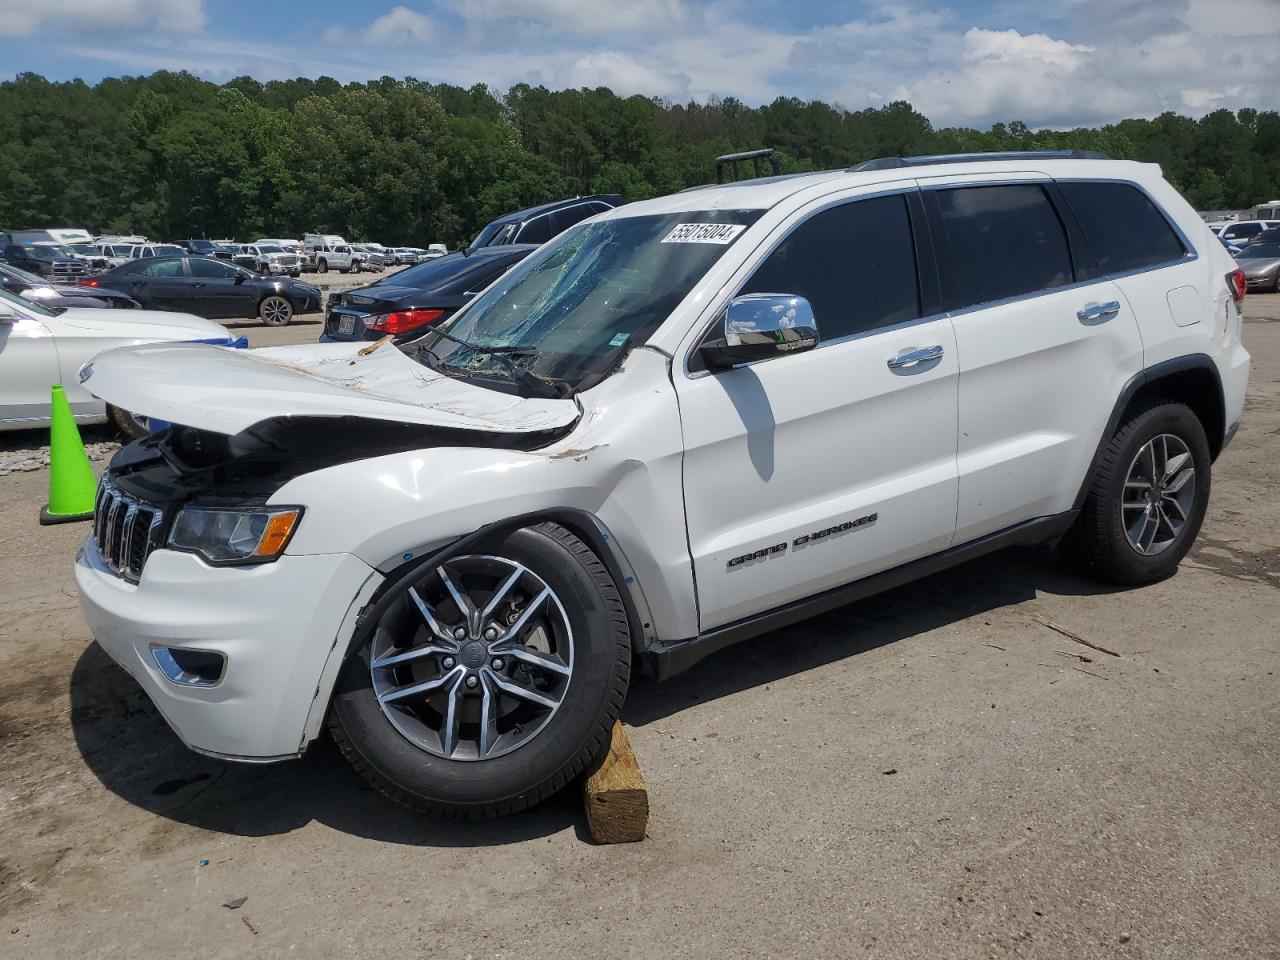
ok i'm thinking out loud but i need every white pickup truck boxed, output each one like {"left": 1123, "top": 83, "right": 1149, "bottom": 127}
{"left": 303, "top": 234, "right": 361, "bottom": 274}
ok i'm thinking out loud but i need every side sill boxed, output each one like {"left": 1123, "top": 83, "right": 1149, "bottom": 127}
{"left": 647, "top": 510, "right": 1077, "bottom": 682}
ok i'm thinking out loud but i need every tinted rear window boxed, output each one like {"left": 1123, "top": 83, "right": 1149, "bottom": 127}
{"left": 934, "top": 184, "right": 1072, "bottom": 309}
{"left": 1059, "top": 181, "right": 1186, "bottom": 275}
{"left": 386, "top": 252, "right": 526, "bottom": 291}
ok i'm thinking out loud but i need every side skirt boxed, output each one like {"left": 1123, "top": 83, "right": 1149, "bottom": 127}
{"left": 647, "top": 510, "right": 1078, "bottom": 681}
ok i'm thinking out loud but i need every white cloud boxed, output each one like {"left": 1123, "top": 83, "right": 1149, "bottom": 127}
{"left": 0, "top": 0, "right": 204, "bottom": 37}
{"left": 552, "top": 51, "right": 689, "bottom": 99}
{"left": 444, "top": 0, "right": 691, "bottom": 37}
{"left": 324, "top": 5, "right": 435, "bottom": 45}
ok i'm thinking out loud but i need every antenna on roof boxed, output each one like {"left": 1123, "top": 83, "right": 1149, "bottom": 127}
{"left": 716, "top": 149, "right": 782, "bottom": 184}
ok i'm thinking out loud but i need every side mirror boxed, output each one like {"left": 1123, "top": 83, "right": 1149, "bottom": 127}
{"left": 234, "top": 273, "right": 246, "bottom": 284}
{"left": 698, "top": 293, "right": 819, "bottom": 370}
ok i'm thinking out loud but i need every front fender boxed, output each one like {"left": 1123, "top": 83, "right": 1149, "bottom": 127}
{"left": 271, "top": 349, "right": 697, "bottom": 641}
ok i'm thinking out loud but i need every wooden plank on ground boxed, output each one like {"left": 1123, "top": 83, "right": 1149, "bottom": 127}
{"left": 582, "top": 720, "right": 648, "bottom": 844}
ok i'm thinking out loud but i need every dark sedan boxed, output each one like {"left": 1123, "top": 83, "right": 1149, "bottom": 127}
{"left": 0, "top": 261, "right": 138, "bottom": 309}
{"left": 322, "top": 244, "right": 535, "bottom": 342}
{"left": 83, "top": 256, "right": 322, "bottom": 326}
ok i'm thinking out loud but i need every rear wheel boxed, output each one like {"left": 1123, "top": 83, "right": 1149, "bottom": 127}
{"left": 258, "top": 295, "right": 293, "bottom": 326}
{"left": 1066, "top": 400, "right": 1211, "bottom": 584}
{"left": 317, "top": 258, "right": 328, "bottom": 273}
{"left": 330, "top": 522, "right": 631, "bottom": 819}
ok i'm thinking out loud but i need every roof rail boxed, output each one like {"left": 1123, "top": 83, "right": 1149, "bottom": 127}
{"left": 716, "top": 148, "right": 782, "bottom": 184}
{"left": 848, "top": 149, "right": 1110, "bottom": 172}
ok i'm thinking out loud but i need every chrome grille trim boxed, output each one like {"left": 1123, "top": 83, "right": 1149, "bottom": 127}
{"left": 92, "top": 476, "right": 167, "bottom": 582}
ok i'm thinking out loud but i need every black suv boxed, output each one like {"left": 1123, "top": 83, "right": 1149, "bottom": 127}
{"left": 469, "top": 195, "right": 624, "bottom": 249}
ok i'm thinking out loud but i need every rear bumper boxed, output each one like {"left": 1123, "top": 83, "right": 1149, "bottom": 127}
{"left": 76, "top": 538, "right": 380, "bottom": 760}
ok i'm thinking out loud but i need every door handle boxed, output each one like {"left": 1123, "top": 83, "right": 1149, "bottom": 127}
{"left": 1077, "top": 300, "right": 1121, "bottom": 323}
{"left": 191, "top": 282, "right": 205, "bottom": 288}
{"left": 887, "top": 344, "right": 944, "bottom": 369}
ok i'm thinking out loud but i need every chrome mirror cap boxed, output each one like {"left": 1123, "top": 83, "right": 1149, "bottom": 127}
{"left": 700, "top": 293, "right": 819, "bottom": 370}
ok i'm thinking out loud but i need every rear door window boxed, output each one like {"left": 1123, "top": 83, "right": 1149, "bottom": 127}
{"left": 190, "top": 257, "right": 237, "bottom": 278}
{"left": 1058, "top": 181, "right": 1187, "bottom": 274}
{"left": 739, "top": 193, "right": 921, "bottom": 341}
{"left": 515, "top": 214, "right": 555, "bottom": 244}
{"left": 140, "top": 259, "right": 186, "bottom": 278}
{"left": 933, "top": 184, "right": 1073, "bottom": 309}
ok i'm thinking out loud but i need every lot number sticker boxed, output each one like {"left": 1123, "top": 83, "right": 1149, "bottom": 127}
{"left": 660, "top": 223, "right": 747, "bottom": 244}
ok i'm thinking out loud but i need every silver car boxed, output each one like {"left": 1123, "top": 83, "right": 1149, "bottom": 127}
{"left": 1237, "top": 241, "right": 1280, "bottom": 292}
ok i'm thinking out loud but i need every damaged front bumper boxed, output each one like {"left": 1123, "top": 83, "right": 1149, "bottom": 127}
{"left": 76, "top": 537, "right": 382, "bottom": 760}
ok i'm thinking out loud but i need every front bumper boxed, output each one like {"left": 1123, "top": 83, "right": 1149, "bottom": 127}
{"left": 76, "top": 538, "right": 380, "bottom": 760}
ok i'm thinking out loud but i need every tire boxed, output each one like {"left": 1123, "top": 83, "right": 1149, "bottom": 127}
{"left": 290, "top": 270, "right": 300, "bottom": 278}
{"left": 330, "top": 522, "right": 631, "bottom": 819}
{"left": 258, "top": 295, "right": 293, "bottom": 326}
{"left": 317, "top": 258, "right": 328, "bottom": 274}
{"left": 1066, "top": 400, "right": 1211, "bottom": 585}
{"left": 107, "top": 404, "right": 149, "bottom": 440}
{"left": 351, "top": 261, "right": 362, "bottom": 274}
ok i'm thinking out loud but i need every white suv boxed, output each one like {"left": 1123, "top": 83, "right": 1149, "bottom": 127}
{"left": 75, "top": 152, "right": 1251, "bottom": 818}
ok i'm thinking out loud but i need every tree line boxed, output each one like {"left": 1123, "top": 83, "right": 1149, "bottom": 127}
{"left": 1, "top": 71, "right": 1276, "bottom": 248}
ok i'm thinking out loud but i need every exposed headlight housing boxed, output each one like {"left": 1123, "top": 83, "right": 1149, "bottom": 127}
{"left": 167, "top": 506, "right": 302, "bottom": 565}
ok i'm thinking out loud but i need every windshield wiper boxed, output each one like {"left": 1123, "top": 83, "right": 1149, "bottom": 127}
{"left": 416, "top": 328, "right": 562, "bottom": 399}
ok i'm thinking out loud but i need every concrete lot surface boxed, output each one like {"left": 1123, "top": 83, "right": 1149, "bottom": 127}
{"left": 1, "top": 297, "right": 1278, "bottom": 959}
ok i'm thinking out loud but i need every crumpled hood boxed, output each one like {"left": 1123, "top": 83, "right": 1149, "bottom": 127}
{"left": 80, "top": 340, "right": 580, "bottom": 435}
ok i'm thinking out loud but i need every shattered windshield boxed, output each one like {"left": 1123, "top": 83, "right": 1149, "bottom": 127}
{"left": 418, "top": 209, "right": 763, "bottom": 394}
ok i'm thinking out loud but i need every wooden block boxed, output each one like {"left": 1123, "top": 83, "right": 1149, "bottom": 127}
{"left": 582, "top": 720, "right": 649, "bottom": 844}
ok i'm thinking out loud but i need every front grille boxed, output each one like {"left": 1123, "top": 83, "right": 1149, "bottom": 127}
{"left": 93, "top": 476, "right": 167, "bottom": 582}
{"left": 52, "top": 260, "right": 87, "bottom": 278}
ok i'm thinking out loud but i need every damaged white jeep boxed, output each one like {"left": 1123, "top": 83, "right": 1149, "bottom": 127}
{"left": 76, "top": 152, "right": 1250, "bottom": 818}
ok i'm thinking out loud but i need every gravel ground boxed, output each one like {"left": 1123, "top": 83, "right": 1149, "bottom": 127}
{"left": 0, "top": 296, "right": 1278, "bottom": 959}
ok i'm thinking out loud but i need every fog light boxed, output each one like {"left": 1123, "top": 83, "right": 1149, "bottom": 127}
{"left": 152, "top": 646, "right": 226, "bottom": 687}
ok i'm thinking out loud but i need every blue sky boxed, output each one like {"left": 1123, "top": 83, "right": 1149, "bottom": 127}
{"left": 1, "top": 0, "right": 1277, "bottom": 128}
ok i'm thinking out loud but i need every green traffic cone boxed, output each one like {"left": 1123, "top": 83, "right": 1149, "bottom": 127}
{"left": 39, "top": 384, "right": 97, "bottom": 525}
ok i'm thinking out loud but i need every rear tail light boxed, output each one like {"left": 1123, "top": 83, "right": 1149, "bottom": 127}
{"left": 1227, "top": 268, "right": 1247, "bottom": 303}
{"left": 364, "top": 308, "right": 445, "bottom": 335}
{"left": 78, "top": 278, "right": 101, "bottom": 287}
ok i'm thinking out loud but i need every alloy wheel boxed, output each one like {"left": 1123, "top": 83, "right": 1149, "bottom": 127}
{"left": 370, "top": 555, "right": 574, "bottom": 762}
{"left": 1122, "top": 433, "right": 1196, "bottom": 556}
{"left": 260, "top": 296, "right": 292, "bottom": 325}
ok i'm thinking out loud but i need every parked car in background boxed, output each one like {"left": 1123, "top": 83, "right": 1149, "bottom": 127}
{"left": 66, "top": 243, "right": 112, "bottom": 272}
{"left": 0, "top": 285, "right": 232, "bottom": 437}
{"left": 468, "top": 194, "right": 625, "bottom": 249}
{"left": 237, "top": 243, "right": 302, "bottom": 277}
{"left": 128, "top": 243, "right": 187, "bottom": 260}
{"left": 387, "top": 247, "right": 417, "bottom": 265}
{"left": 3, "top": 241, "right": 88, "bottom": 281}
{"left": 1219, "top": 219, "right": 1280, "bottom": 247}
{"left": 85, "top": 256, "right": 321, "bottom": 326}
{"left": 94, "top": 244, "right": 136, "bottom": 269}
{"left": 1247, "top": 226, "right": 1280, "bottom": 247}
{"left": 1236, "top": 241, "right": 1280, "bottom": 292}
{"left": 424, "top": 243, "right": 448, "bottom": 259}
{"left": 351, "top": 245, "right": 389, "bottom": 270}
{"left": 0, "top": 262, "right": 139, "bottom": 309}
{"left": 322, "top": 244, "right": 534, "bottom": 343}
{"left": 177, "top": 239, "right": 234, "bottom": 261}
{"left": 303, "top": 234, "right": 361, "bottom": 273}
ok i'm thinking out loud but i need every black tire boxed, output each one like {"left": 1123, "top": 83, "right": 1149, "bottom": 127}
{"left": 317, "top": 258, "right": 328, "bottom": 274}
{"left": 107, "top": 404, "right": 149, "bottom": 440}
{"left": 330, "top": 522, "right": 631, "bottom": 819}
{"left": 258, "top": 295, "right": 294, "bottom": 326}
{"left": 1066, "top": 400, "right": 1211, "bottom": 584}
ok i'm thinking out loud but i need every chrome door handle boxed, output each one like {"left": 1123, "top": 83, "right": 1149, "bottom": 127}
{"left": 887, "top": 344, "right": 944, "bottom": 369}
{"left": 1077, "top": 300, "right": 1121, "bottom": 323}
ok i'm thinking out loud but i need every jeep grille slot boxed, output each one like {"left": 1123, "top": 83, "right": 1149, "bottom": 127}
{"left": 93, "top": 476, "right": 165, "bottom": 582}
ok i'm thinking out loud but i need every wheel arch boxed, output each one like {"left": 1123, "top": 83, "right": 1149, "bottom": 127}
{"left": 352, "top": 508, "right": 658, "bottom": 664}
{"left": 1074, "top": 353, "right": 1226, "bottom": 511}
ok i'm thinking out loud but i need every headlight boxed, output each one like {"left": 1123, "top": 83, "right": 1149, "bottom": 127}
{"left": 167, "top": 506, "right": 302, "bottom": 564}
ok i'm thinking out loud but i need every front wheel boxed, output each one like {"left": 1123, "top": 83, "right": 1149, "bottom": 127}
{"left": 1066, "top": 400, "right": 1211, "bottom": 585}
{"left": 107, "top": 404, "right": 150, "bottom": 440}
{"left": 258, "top": 295, "right": 294, "bottom": 326}
{"left": 317, "top": 258, "right": 328, "bottom": 274}
{"left": 330, "top": 522, "right": 631, "bottom": 819}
